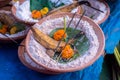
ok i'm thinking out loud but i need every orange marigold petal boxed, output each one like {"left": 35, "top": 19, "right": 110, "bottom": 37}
{"left": 53, "top": 29, "right": 67, "bottom": 41}
{"left": 32, "top": 10, "right": 41, "bottom": 19}
{"left": 61, "top": 45, "right": 74, "bottom": 59}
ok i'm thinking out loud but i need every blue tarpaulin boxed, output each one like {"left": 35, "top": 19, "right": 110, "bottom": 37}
{"left": 0, "top": 0, "right": 120, "bottom": 80}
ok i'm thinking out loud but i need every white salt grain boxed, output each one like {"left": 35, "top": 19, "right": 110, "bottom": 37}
{"left": 14, "top": 1, "right": 39, "bottom": 23}
{"left": 72, "top": 0, "right": 107, "bottom": 23}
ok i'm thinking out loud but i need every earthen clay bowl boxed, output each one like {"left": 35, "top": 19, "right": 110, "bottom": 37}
{"left": 0, "top": 0, "right": 11, "bottom": 8}
{"left": 69, "top": 1, "right": 110, "bottom": 24}
{"left": 78, "top": 1, "right": 110, "bottom": 24}
{"left": 97, "top": 1, "right": 110, "bottom": 24}
{"left": 11, "top": 0, "right": 35, "bottom": 25}
{"left": 11, "top": 6, "right": 35, "bottom": 25}
{"left": 11, "top": 0, "right": 83, "bottom": 25}
{"left": 18, "top": 40, "right": 62, "bottom": 74}
{"left": 0, "top": 6, "right": 11, "bottom": 11}
{"left": 0, "top": 10, "right": 29, "bottom": 43}
{"left": 25, "top": 12, "right": 105, "bottom": 73}
{"left": 11, "top": 0, "right": 110, "bottom": 25}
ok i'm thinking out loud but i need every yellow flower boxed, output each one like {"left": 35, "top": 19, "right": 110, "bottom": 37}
{"left": 40, "top": 7, "right": 49, "bottom": 16}
{"left": 10, "top": 26, "right": 17, "bottom": 34}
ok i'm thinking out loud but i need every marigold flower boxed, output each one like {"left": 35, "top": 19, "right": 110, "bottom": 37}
{"left": 0, "top": 25, "right": 7, "bottom": 34}
{"left": 32, "top": 10, "right": 41, "bottom": 19}
{"left": 53, "top": 29, "right": 67, "bottom": 41}
{"left": 61, "top": 45, "right": 74, "bottom": 59}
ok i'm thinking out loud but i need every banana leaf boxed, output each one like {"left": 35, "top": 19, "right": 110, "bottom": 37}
{"left": 30, "top": 0, "right": 54, "bottom": 11}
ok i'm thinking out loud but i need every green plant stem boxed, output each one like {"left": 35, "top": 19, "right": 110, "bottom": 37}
{"left": 115, "top": 47, "right": 120, "bottom": 59}
{"left": 64, "top": 17, "right": 66, "bottom": 32}
{"left": 114, "top": 47, "right": 120, "bottom": 66}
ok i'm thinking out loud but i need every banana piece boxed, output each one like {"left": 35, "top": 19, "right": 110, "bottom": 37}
{"left": 31, "top": 27, "right": 66, "bottom": 52}
{"left": 0, "top": 13, "right": 15, "bottom": 27}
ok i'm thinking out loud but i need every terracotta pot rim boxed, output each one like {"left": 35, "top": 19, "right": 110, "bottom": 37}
{"left": 11, "top": 6, "right": 35, "bottom": 25}
{"left": 0, "top": 0, "right": 11, "bottom": 8}
{"left": 97, "top": 1, "right": 110, "bottom": 24}
{"left": 11, "top": 0, "right": 110, "bottom": 25}
{"left": 25, "top": 12, "right": 105, "bottom": 73}
{"left": 18, "top": 40, "right": 62, "bottom": 74}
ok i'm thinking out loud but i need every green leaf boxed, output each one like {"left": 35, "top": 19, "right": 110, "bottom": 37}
{"left": 49, "top": 27, "right": 90, "bottom": 63}
{"left": 71, "top": 53, "right": 80, "bottom": 60}
{"left": 75, "top": 36, "right": 90, "bottom": 55}
{"left": 30, "top": 0, "right": 54, "bottom": 11}
{"left": 49, "top": 28, "right": 61, "bottom": 37}
{"left": 90, "top": 14, "right": 95, "bottom": 19}
{"left": 11, "top": 22, "right": 26, "bottom": 32}
{"left": 0, "top": 22, "right": 3, "bottom": 29}
{"left": 64, "top": 17, "right": 66, "bottom": 32}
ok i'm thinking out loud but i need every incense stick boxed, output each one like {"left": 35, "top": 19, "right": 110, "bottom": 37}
{"left": 47, "top": 12, "right": 76, "bottom": 66}
{"left": 54, "top": 12, "right": 77, "bottom": 53}
{"left": 78, "top": 1, "right": 104, "bottom": 13}
{"left": 1, "top": 34, "right": 25, "bottom": 47}
{"left": 57, "top": 11, "right": 86, "bottom": 62}
{"left": 85, "top": 4, "right": 104, "bottom": 13}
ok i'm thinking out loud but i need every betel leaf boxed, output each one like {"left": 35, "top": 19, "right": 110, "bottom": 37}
{"left": 0, "top": 22, "right": 3, "bottom": 29}
{"left": 65, "top": 27, "right": 90, "bottom": 55}
{"left": 11, "top": 22, "right": 26, "bottom": 32}
{"left": 49, "top": 27, "right": 90, "bottom": 62}
{"left": 75, "top": 36, "right": 90, "bottom": 55}
{"left": 49, "top": 28, "right": 61, "bottom": 37}
{"left": 30, "top": 0, "right": 54, "bottom": 11}
{"left": 90, "top": 14, "right": 95, "bottom": 19}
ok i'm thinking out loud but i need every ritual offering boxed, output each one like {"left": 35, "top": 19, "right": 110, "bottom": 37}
{"left": 77, "top": 0, "right": 110, "bottom": 24}
{"left": 0, "top": 10, "right": 29, "bottom": 42}
{"left": 12, "top": 0, "right": 110, "bottom": 25}
{"left": 18, "top": 12, "right": 105, "bottom": 73}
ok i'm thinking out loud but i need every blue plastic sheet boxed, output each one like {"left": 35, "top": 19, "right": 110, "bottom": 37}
{"left": 101, "top": 0, "right": 120, "bottom": 53}
{"left": 0, "top": 0, "right": 120, "bottom": 80}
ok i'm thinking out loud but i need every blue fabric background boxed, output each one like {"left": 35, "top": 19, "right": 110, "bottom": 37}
{"left": 0, "top": 0, "right": 120, "bottom": 80}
